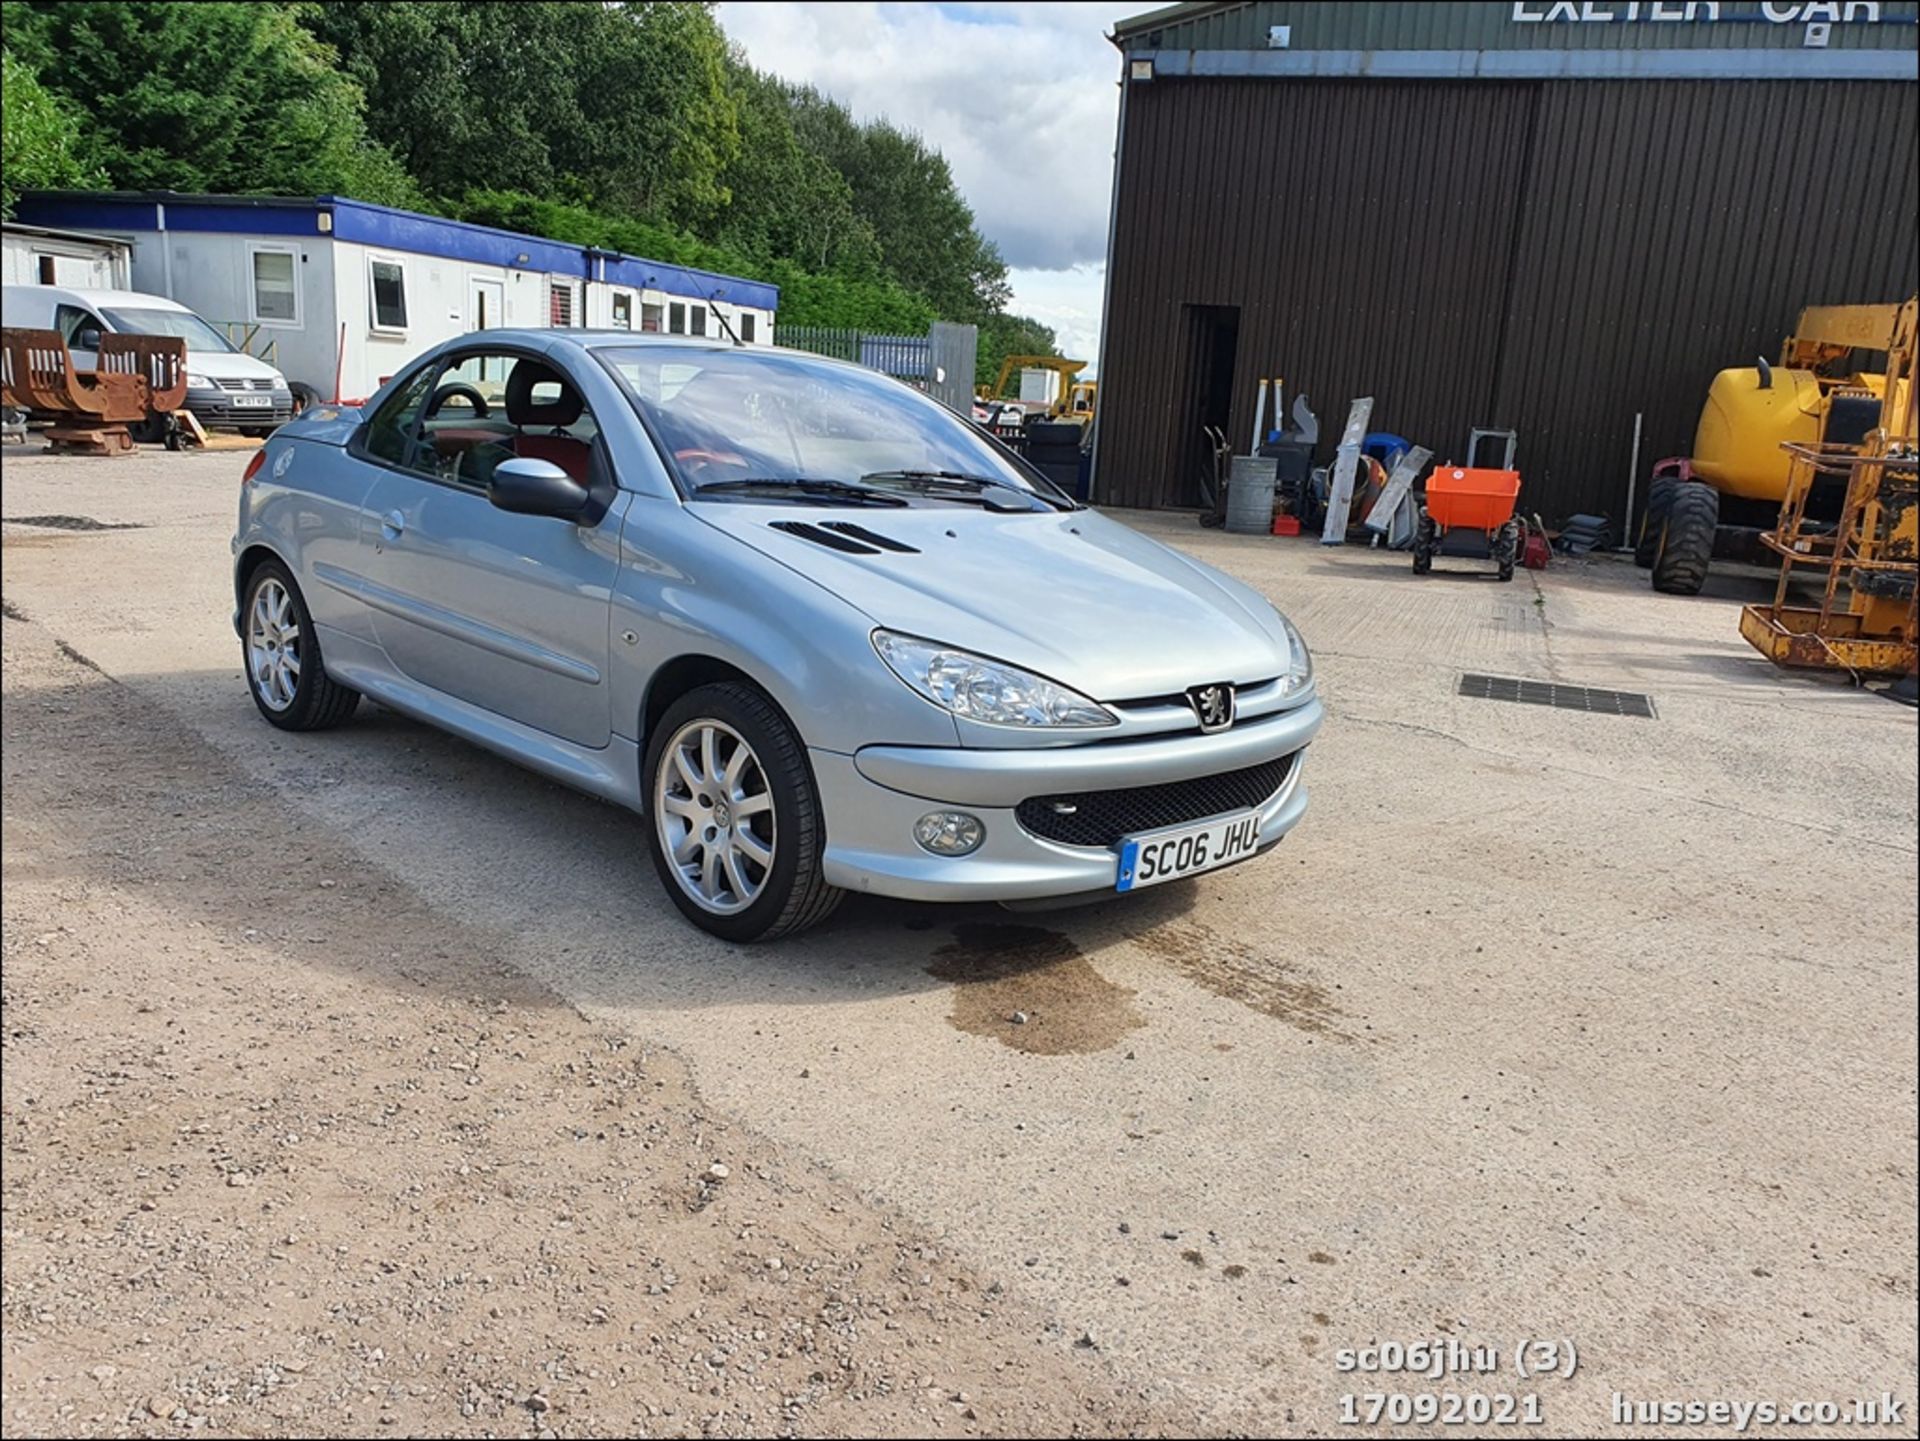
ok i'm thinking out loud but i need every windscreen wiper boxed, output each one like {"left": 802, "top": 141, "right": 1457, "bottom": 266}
{"left": 691, "top": 477, "right": 908, "bottom": 507}
{"left": 858, "top": 470, "right": 1066, "bottom": 511}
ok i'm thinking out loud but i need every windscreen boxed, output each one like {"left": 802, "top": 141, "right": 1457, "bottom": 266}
{"left": 99, "top": 306, "right": 236, "bottom": 353}
{"left": 598, "top": 345, "right": 1053, "bottom": 497}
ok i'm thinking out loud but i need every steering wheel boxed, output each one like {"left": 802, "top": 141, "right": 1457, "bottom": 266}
{"left": 674, "top": 446, "right": 750, "bottom": 481}
{"left": 426, "top": 382, "right": 489, "bottom": 419}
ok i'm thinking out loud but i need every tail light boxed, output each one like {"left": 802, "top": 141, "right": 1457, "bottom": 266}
{"left": 242, "top": 449, "right": 267, "bottom": 485}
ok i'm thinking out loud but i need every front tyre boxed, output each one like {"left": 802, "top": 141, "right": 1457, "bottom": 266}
{"left": 643, "top": 681, "right": 841, "bottom": 942}
{"left": 1651, "top": 481, "right": 1718, "bottom": 595}
{"left": 242, "top": 560, "right": 360, "bottom": 730}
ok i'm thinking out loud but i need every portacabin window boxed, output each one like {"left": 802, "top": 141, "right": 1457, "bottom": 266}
{"left": 250, "top": 244, "right": 300, "bottom": 326}
{"left": 668, "top": 301, "right": 686, "bottom": 335}
{"left": 611, "top": 293, "right": 633, "bottom": 331}
{"left": 368, "top": 255, "right": 408, "bottom": 333}
{"left": 740, "top": 313, "right": 757, "bottom": 344}
{"left": 641, "top": 302, "right": 663, "bottom": 334}
{"left": 689, "top": 305, "right": 708, "bottom": 338}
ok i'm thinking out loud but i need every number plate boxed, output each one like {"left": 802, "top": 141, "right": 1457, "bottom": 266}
{"left": 1115, "top": 809, "right": 1261, "bottom": 892}
{"left": 231, "top": 393, "right": 273, "bottom": 408}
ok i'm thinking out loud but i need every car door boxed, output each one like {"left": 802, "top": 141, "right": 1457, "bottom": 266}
{"left": 351, "top": 345, "right": 622, "bottom": 749}
{"left": 54, "top": 302, "right": 106, "bottom": 368}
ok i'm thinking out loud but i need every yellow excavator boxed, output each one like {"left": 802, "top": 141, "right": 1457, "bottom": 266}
{"left": 978, "top": 355, "right": 1097, "bottom": 423}
{"left": 1638, "top": 298, "right": 1914, "bottom": 596}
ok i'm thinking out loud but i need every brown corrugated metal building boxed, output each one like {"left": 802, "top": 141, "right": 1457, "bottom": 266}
{"left": 1091, "top": 0, "right": 1919, "bottom": 525}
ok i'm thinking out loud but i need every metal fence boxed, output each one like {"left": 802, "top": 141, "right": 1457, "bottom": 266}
{"left": 776, "top": 322, "right": 977, "bottom": 415}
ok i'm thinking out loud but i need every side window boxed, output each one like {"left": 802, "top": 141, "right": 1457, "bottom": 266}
{"left": 668, "top": 302, "right": 686, "bottom": 335}
{"left": 251, "top": 246, "right": 299, "bottom": 324}
{"left": 54, "top": 303, "right": 102, "bottom": 345}
{"left": 369, "top": 257, "right": 408, "bottom": 332}
{"left": 417, "top": 350, "right": 601, "bottom": 492}
{"left": 361, "top": 365, "right": 439, "bottom": 470}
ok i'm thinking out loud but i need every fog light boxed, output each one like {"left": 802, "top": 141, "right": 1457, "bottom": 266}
{"left": 914, "top": 811, "right": 984, "bottom": 856}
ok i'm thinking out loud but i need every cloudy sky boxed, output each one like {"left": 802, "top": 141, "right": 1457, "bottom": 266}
{"left": 715, "top": 1, "right": 1140, "bottom": 368}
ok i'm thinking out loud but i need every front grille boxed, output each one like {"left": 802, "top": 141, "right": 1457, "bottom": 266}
{"left": 213, "top": 377, "right": 278, "bottom": 392}
{"left": 1016, "top": 755, "right": 1294, "bottom": 848}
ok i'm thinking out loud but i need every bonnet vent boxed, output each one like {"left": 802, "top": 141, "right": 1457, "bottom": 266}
{"left": 768, "top": 521, "right": 918, "bottom": 555}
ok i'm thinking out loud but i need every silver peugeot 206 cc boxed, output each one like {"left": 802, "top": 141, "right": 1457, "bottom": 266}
{"left": 232, "top": 332, "right": 1322, "bottom": 940}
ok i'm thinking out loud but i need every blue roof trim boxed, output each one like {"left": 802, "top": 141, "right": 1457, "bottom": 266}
{"left": 1139, "top": 46, "right": 1920, "bottom": 80}
{"left": 11, "top": 192, "right": 780, "bottom": 311}
{"left": 323, "top": 197, "right": 779, "bottom": 310}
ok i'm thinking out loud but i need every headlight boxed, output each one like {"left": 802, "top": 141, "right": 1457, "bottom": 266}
{"left": 1279, "top": 615, "right": 1314, "bottom": 697}
{"left": 873, "top": 630, "right": 1114, "bottom": 728}
{"left": 186, "top": 372, "right": 212, "bottom": 390}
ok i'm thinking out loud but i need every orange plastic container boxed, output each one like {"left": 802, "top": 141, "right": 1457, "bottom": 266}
{"left": 1424, "top": 465, "right": 1521, "bottom": 533}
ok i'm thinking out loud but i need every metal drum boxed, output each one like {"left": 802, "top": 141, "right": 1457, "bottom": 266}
{"left": 1225, "top": 454, "right": 1277, "bottom": 534}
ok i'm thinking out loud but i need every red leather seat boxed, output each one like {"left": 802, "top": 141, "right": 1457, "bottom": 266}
{"left": 504, "top": 360, "right": 593, "bottom": 483}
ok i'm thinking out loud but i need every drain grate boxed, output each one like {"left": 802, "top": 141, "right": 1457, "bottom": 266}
{"left": 3, "top": 514, "right": 142, "bottom": 531}
{"left": 1458, "top": 673, "right": 1656, "bottom": 718}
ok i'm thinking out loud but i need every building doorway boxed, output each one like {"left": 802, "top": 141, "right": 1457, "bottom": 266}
{"left": 1167, "top": 304, "right": 1239, "bottom": 508}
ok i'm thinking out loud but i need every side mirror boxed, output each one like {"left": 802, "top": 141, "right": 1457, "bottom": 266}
{"left": 489, "top": 457, "right": 591, "bottom": 521}
{"left": 74, "top": 328, "right": 102, "bottom": 351}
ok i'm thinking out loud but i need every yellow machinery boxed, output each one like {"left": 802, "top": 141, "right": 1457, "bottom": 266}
{"left": 1640, "top": 298, "right": 1913, "bottom": 595}
{"left": 979, "top": 355, "right": 1095, "bottom": 423}
{"left": 1738, "top": 295, "right": 1917, "bottom": 686}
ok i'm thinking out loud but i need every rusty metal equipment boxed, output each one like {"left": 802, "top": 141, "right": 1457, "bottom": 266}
{"left": 0, "top": 326, "right": 187, "bottom": 455}
{"left": 1739, "top": 297, "right": 1918, "bottom": 681}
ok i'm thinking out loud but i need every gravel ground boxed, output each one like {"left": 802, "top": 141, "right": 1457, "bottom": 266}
{"left": 1, "top": 446, "right": 1915, "bottom": 1437}
{"left": 2, "top": 617, "right": 1166, "bottom": 1438}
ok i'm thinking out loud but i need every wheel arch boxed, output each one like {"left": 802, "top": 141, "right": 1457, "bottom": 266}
{"left": 640, "top": 654, "right": 776, "bottom": 750}
{"left": 234, "top": 542, "right": 290, "bottom": 612}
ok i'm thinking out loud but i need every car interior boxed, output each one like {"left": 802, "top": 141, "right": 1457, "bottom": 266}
{"left": 412, "top": 353, "right": 603, "bottom": 490}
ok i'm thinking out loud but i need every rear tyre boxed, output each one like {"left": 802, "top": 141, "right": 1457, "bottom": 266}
{"left": 1412, "top": 507, "right": 1435, "bottom": 574}
{"left": 1634, "top": 474, "right": 1679, "bottom": 567}
{"left": 1493, "top": 518, "right": 1519, "bottom": 583}
{"left": 643, "top": 681, "right": 841, "bottom": 942}
{"left": 1651, "top": 481, "right": 1719, "bottom": 595}
{"left": 241, "top": 560, "right": 360, "bottom": 730}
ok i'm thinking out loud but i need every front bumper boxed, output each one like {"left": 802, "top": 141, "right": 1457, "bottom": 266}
{"left": 185, "top": 387, "right": 295, "bottom": 429}
{"left": 815, "top": 696, "right": 1322, "bottom": 902}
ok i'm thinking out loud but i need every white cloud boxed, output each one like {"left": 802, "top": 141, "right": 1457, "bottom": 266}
{"left": 716, "top": 1, "right": 1136, "bottom": 363}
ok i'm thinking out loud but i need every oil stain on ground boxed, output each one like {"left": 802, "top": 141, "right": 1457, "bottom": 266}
{"left": 927, "top": 923, "right": 1144, "bottom": 1055}
{"left": 1128, "top": 920, "right": 1356, "bottom": 1040}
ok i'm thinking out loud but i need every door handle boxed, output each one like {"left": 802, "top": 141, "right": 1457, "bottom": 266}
{"left": 380, "top": 509, "right": 406, "bottom": 540}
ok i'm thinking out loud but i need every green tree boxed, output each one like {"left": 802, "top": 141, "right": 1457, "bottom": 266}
{"left": 786, "top": 87, "right": 1010, "bottom": 321}
{"left": 305, "top": 2, "right": 739, "bottom": 229}
{"left": 1, "top": 47, "right": 99, "bottom": 213}
{"left": 713, "top": 54, "right": 875, "bottom": 275}
{"left": 977, "top": 312, "right": 1062, "bottom": 390}
{"left": 2, "top": 1, "right": 416, "bottom": 204}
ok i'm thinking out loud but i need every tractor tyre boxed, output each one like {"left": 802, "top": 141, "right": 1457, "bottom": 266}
{"left": 1493, "top": 519, "right": 1520, "bottom": 583}
{"left": 1412, "top": 508, "right": 1436, "bottom": 574}
{"left": 1634, "top": 474, "right": 1679, "bottom": 568}
{"left": 1651, "top": 481, "right": 1719, "bottom": 595}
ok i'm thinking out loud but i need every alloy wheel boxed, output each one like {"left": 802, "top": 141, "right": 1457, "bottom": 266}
{"left": 247, "top": 577, "right": 301, "bottom": 712}
{"left": 654, "top": 719, "right": 776, "bottom": 914}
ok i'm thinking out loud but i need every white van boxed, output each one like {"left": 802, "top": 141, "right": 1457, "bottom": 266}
{"left": 1, "top": 284, "right": 295, "bottom": 435}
